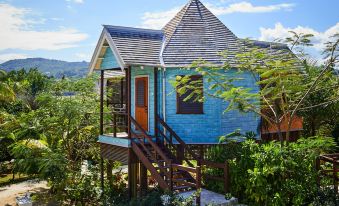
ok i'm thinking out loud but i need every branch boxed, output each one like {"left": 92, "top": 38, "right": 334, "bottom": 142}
{"left": 298, "top": 98, "right": 339, "bottom": 111}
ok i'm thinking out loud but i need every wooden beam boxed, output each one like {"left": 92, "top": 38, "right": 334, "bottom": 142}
{"left": 154, "top": 67, "right": 158, "bottom": 140}
{"left": 99, "top": 70, "right": 105, "bottom": 203}
{"left": 139, "top": 162, "right": 148, "bottom": 196}
{"left": 127, "top": 66, "right": 131, "bottom": 139}
{"left": 100, "top": 70, "right": 104, "bottom": 135}
{"left": 128, "top": 149, "right": 138, "bottom": 199}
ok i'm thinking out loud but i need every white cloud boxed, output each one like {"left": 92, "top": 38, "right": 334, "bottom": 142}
{"left": 0, "top": 3, "right": 88, "bottom": 51}
{"left": 259, "top": 22, "right": 339, "bottom": 51}
{"left": 75, "top": 53, "right": 91, "bottom": 61}
{"left": 51, "top": 17, "right": 64, "bottom": 21}
{"left": 141, "top": 6, "right": 182, "bottom": 29}
{"left": 140, "top": 1, "right": 295, "bottom": 29}
{"left": 205, "top": 2, "right": 294, "bottom": 15}
{"left": 66, "top": 0, "right": 84, "bottom": 4}
{"left": 0, "top": 53, "right": 30, "bottom": 63}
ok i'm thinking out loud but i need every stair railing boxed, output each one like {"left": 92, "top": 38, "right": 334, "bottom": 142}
{"left": 156, "top": 114, "right": 230, "bottom": 194}
{"left": 129, "top": 116, "right": 171, "bottom": 164}
{"left": 156, "top": 115, "right": 200, "bottom": 165}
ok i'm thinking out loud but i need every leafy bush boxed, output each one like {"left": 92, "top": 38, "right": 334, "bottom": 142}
{"left": 206, "top": 136, "right": 336, "bottom": 206}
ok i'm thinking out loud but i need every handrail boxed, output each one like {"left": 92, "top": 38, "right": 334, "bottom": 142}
{"left": 172, "top": 164, "right": 197, "bottom": 173}
{"left": 157, "top": 115, "right": 200, "bottom": 160}
{"left": 131, "top": 141, "right": 169, "bottom": 190}
{"left": 129, "top": 116, "right": 171, "bottom": 164}
{"left": 157, "top": 114, "right": 230, "bottom": 193}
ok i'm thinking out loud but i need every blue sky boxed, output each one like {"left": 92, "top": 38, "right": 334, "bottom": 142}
{"left": 0, "top": 0, "right": 338, "bottom": 63}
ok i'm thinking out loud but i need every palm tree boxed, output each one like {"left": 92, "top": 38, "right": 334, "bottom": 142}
{"left": 0, "top": 70, "right": 15, "bottom": 102}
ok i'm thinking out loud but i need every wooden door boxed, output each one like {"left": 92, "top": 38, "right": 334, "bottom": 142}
{"left": 135, "top": 77, "right": 148, "bottom": 131}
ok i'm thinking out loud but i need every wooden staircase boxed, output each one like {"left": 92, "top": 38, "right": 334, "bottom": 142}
{"left": 129, "top": 116, "right": 202, "bottom": 193}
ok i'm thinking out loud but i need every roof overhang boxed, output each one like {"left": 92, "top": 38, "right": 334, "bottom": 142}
{"left": 88, "top": 28, "right": 126, "bottom": 75}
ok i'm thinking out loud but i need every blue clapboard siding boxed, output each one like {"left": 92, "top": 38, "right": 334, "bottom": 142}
{"left": 127, "top": 66, "right": 260, "bottom": 143}
{"left": 162, "top": 68, "right": 260, "bottom": 144}
{"left": 131, "top": 66, "right": 155, "bottom": 135}
{"left": 100, "top": 47, "right": 120, "bottom": 70}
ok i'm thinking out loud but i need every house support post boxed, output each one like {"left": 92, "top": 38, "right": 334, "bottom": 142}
{"left": 224, "top": 161, "right": 230, "bottom": 193}
{"left": 139, "top": 162, "right": 148, "bottom": 196}
{"left": 126, "top": 66, "right": 138, "bottom": 199}
{"left": 99, "top": 70, "right": 105, "bottom": 203}
{"left": 128, "top": 149, "right": 138, "bottom": 199}
{"left": 177, "top": 145, "right": 184, "bottom": 164}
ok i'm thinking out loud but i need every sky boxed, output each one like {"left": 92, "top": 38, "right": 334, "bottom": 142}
{"left": 0, "top": 0, "right": 338, "bottom": 63}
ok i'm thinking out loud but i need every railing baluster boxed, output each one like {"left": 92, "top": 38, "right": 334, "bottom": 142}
{"left": 169, "top": 160, "right": 173, "bottom": 191}
{"left": 196, "top": 165, "right": 201, "bottom": 206}
{"left": 113, "top": 112, "right": 117, "bottom": 137}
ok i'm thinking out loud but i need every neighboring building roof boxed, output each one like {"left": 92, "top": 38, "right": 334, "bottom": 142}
{"left": 89, "top": 0, "right": 292, "bottom": 71}
{"left": 103, "top": 25, "right": 164, "bottom": 66}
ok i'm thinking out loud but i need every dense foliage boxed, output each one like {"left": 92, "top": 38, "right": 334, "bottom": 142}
{"left": 0, "top": 68, "right": 107, "bottom": 204}
{"left": 205, "top": 136, "right": 336, "bottom": 205}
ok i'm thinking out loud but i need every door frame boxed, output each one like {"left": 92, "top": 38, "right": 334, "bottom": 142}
{"left": 133, "top": 75, "right": 150, "bottom": 132}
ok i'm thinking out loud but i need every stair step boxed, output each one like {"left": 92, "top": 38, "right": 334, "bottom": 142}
{"left": 161, "top": 171, "right": 182, "bottom": 176}
{"left": 173, "top": 185, "right": 191, "bottom": 191}
{"left": 154, "top": 165, "right": 170, "bottom": 170}
{"left": 173, "top": 177, "right": 191, "bottom": 181}
{"left": 150, "top": 159, "right": 167, "bottom": 163}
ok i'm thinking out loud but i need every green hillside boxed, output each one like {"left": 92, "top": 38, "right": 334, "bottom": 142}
{"left": 0, "top": 58, "right": 89, "bottom": 78}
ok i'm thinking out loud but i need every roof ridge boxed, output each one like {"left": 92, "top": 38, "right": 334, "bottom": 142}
{"left": 162, "top": 1, "right": 191, "bottom": 46}
{"left": 103, "top": 24, "right": 163, "bottom": 33}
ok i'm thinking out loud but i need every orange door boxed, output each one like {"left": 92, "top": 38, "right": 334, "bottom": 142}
{"left": 135, "top": 77, "right": 148, "bottom": 131}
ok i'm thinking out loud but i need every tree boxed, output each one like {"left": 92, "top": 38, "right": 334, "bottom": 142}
{"left": 174, "top": 32, "right": 339, "bottom": 145}
{"left": 0, "top": 70, "right": 15, "bottom": 103}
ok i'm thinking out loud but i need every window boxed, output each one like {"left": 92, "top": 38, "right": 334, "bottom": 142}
{"left": 176, "top": 75, "right": 203, "bottom": 114}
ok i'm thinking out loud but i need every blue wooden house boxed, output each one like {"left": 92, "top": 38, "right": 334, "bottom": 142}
{"left": 88, "top": 0, "right": 298, "bottom": 200}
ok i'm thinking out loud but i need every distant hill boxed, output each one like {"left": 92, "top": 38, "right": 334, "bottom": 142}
{"left": 0, "top": 58, "right": 90, "bottom": 78}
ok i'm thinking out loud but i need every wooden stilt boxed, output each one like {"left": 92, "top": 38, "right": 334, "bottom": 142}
{"left": 140, "top": 162, "right": 148, "bottom": 196}
{"left": 128, "top": 149, "right": 138, "bottom": 199}
{"left": 99, "top": 70, "right": 105, "bottom": 202}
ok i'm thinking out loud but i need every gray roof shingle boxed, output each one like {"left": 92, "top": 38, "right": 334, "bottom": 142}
{"left": 162, "top": 0, "right": 239, "bottom": 66}
{"left": 101, "top": 0, "right": 291, "bottom": 68}
{"left": 103, "top": 25, "right": 164, "bottom": 66}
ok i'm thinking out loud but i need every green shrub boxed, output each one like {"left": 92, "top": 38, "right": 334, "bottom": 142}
{"left": 206, "top": 136, "right": 336, "bottom": 206}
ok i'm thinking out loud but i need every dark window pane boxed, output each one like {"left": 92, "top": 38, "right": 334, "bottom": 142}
{"left": 136, "top": 80, "right": 145, "bottom": 106}
{"left": 177, "top": 75, "right": 203, "bottom": 114}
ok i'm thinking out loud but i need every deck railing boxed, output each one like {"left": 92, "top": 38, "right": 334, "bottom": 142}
{"left": 102, "top": 104, "right": 128, "bottom": 137}
{"left": 316, "top": 153, "right": 339, "bottom": 193}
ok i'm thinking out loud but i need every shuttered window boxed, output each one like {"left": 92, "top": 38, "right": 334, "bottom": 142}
{"left": 136, "top": 79, "right": 145, "bottom": 106}
{"left": 176, "top": 75, "right": 203, "bottom": 114}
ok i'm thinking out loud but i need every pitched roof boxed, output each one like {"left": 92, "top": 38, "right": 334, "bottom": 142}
{"left": 91, "top": 0, "right": 291, "bottom": 70}
{"left": 103, "top": 25, "right": 164, "bottom": 66}
{"left": 162, "top": 0, "right": 239, "bottom": 66}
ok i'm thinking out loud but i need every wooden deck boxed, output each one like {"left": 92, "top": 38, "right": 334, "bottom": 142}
{"left": 98, "top": 132, "right": 130, "bottom": 148}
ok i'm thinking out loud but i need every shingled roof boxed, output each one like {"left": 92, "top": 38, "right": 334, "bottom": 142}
{"left": 162, "top": 0, "right": 239, "bottom": 66}
{"left": 103, "top": 25, "right": 164, "bottom": 66}
{"left": 90, "top": 0, "right": 291, "bottom": 70}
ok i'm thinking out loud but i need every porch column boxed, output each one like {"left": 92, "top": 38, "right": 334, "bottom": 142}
{"left": 127, "top": 66, "right": 131, "bottom": 138}
{"left": 99, "top": 70, "right": 105, "bottom": 202}
{"left": 126, "top": 66, "right": 138, "bottom": 199}
{"left": 154, "top": 67, "right": 158, "bottom": 139}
